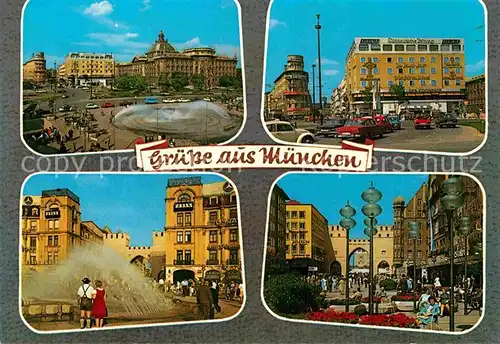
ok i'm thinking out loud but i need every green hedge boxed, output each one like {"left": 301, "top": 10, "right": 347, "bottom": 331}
{"left": 458, "top": 119, "right": 485, "bottom": 133}
{"left": 264, "top": 273, "right": 323, "bottom": 315}
{"left": 379, "top": 278, "right": 397, "bottom": 291}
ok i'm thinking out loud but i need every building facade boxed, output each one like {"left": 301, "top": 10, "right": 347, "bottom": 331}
{"left": 23, "top": 52, "right": 47, "bottom": 85}
{"left": 266, "top": 55, "right": 311, "bottom": 119}
{"left": 115, "top": 30, "right": 238, "bottom": 89}
{"left": 285, "top": 201, "right": 335, "bottom": 273}
{"left": 329, "top": 225, "right": 394, "bottom": 276}
{"left": 267, "top": 185, "right": 289, "bottom": 259}
{"left": 63, "top": 52, "right": 115, "bottom": 87}
{"left": 465, "top": 74, "right": 485, "bottom": 117}
{"left": 344, "top": 37, "right": 466, "bottom": 114}
{"left": 163, "top": 177, "right": 241, "bottom": 284}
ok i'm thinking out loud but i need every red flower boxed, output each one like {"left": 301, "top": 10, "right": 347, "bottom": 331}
{"left": 306, "top": 310, "right": 418, "bottom": 328}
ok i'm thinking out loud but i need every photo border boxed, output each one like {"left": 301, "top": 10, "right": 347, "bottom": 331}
{"left": 18, "top": 171, "right": 247, "bottom": 334}
{"left": 19, "top": 0, "right": 248, "bottom": 158}
{"left": 260, "top": 171, "right": 486, "bottom": 335}
{"left": 259, "top": 0, "right": 488, "bottom": 157}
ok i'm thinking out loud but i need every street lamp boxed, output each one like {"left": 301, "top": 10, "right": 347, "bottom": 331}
{"left": 361, "top": 182, "right": 382, "bottom": 315}
{"left": 312, "top": 64, "right": 316, "bottom": 122}
{"left": 340, "top": 201, "right": 356, "bottom": 312}
{"left": 408, "top": 221, "right": 420, "bottom": 312}
{"left": 457, "top": 216, "right": 472, "bottom": 315}
{"left": 440, "top": 175, "right": 465, "bottom": 332}
{"left": 315, "top": 14, "right": 324, "bottom": 125}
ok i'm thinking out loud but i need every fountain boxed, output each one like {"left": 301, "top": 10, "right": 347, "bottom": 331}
{"left": 112, "top": 100, "right": 241, "bottom": 143}
{"left": 22, "top": 244, "right": 173, "bottom": 321}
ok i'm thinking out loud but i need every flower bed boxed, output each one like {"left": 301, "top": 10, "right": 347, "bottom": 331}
{"left": 305, "top": 309, "right": 419, "bottom": 328}
{"left": 328, "top": 299, "right": 361, "bottom": 306}
{"left": 361, "top": 297, "right": 382, "bottom": 304}
{"left": 391, "top": 294, "right": 420, "bottom": 302}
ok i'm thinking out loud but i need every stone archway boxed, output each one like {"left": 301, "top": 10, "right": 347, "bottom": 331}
{"left": 330, "top": 261, "right": 342, "bottom": 276}
{"left": 377, "top": 260, "right": 390, "bottom": 274}
{"left": 349, "top": 247, "right": 369, "bottom": 270}
{"left": 173, "top": 269, "right": 195, "bottom": 283}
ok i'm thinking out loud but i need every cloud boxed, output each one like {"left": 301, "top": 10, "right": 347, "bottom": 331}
{"left": 213, "top": 44, "right": 240, "bottom": 59}
{"left": 315, "top": 58, "right": 339, "bottom": 65}
{"left": 83, "top": 1, "right": 113, "bottom": 16}
{"left": 269, "top": 19, "right": 286, "bottom": 29}
{"left": 173, "top": 37, "right": 201, "bottom": 50}
{"left": 141, "top": 0, "right": 151, "bottom": 11}
{"left": 324, "top": 69, "right": 340, "bottom": 76}
{"left": 83, "top": 32, "right": 150, "bottom": 50}
{"left": 466, "top": 59, "right": 485, "bottom": 74}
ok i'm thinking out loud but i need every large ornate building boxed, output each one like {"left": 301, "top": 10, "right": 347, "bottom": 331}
{"left": 115, "top": 30, "right": 238, "bottom": 89}
{"left": 23, "top": 52, "right": 47, "bottom": 85}
{"left": 344, "top": 37, "right": 466, "bottom": 114}
{"left": 62, "top": 52, "right": 115, "bottom": 87}
{"left": 266, "top": 55, "right": 312, "bottom": 119}
{"left": 465, "top": 74, "right": 486, "bottom": 117}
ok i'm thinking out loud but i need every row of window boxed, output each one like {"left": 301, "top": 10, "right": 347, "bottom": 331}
{"left": 286, "top": 221, "right": 306, "bottom": 230}
{"left": 286, "top": 244, "right": 306, "bottom": 254}
{"left": 361, "top": 67, "right": 461, "bottom": 75}
{"left": 176, "top": 208, "right": 238, "bottom": 226}
{"left": 27, "top": 220, "right": 60, "bottom": 232}
{"left": 359, "top": 43, "right": 462, "bottom": 53}
{"left": 176, "top": 249, "right": 239, "bottom": 263}
{"left": 361, "top": 79, "right": 462, "bottom": 88}
{"left": 176, "top": 229, "right": 239, "bottom": 243}
{"left": 361, "top": 56, "right": 461, "bottom": 64}
{"left": 286, "top": 211, "right": 306, "bottom": 219}
{"left": 286, "top": 232, "right": 306, "bottom": 240}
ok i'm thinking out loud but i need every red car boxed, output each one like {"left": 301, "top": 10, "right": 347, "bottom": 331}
{"left": 362, "top": 115, "right": 393, "bottom": 133}
{"left": 414, "top": 116, "right": 432, "bottom": 129}
{"left": 335, "top": 117, "right": 384, "bottom": 142}
{"left": 101, "top": 102, "right": 114, "bottom": 108}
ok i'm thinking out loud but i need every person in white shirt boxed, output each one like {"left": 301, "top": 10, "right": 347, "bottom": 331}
{"left": 181, "top": 279, "right": 189, "bottom": 297}
{"left": 77, "top": 277, "right": 96, "bottom": 329}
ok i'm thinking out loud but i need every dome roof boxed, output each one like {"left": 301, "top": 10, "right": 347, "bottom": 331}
{"left": 393, "top": 196, "right": 405, "bottom": 206}
{"left": 146, "top": 30, "right": 177, "bottom": 55}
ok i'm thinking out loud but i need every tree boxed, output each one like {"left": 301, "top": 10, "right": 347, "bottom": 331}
{"left": 170, "top": 72, "right": 189, "bottom": 91}
{"left": 23, "top": 80, "right": 36, "bottom": 90}
{"left": 219, "top": 75, "right": 241, "bottom": 88}
{"left": 114, "top": 75, "right": 148, "bottom": 92}
{"left": 47, "top": 96, "right": 57, "bottom": 114}
{"left": 362, "top": 86, "right": 373, "bottom": 113}
{"left": 389, "top": 84, "right": 406, "bottom": 114}
{"left": 190, "top": 74, "right": 205, "bottom": 90}
{"left": 158, "top": 73, "right": 171, "bottom": 92}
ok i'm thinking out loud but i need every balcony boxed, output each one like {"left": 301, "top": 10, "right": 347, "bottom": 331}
{"left": 226, "top": 259, "right": 240, "bottom": 266}
{"left": 173, "top": 260, "right": 194, "bottom": 265}
{"left": 206, "top": 259, "right": 219, "bottom": 265}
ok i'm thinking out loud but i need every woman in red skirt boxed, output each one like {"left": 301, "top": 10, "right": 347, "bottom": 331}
{"left": 92, "top": 280, "right": 107, "bottom": 328}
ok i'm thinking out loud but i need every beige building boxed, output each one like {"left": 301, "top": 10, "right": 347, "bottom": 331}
{"left": 329, "top": 225, "right": 394, "bottom": 276}
{"left": 115, "top": 30, "right": 238, "bottom": 89}
{"left": 63, "top": 52, "right": 115, "bottom": 86}
{"left": 23, "top": 52, "right": 47, "bottom": 85}
{"left": 285, "top": 201, "right": 335, "bottom": 273}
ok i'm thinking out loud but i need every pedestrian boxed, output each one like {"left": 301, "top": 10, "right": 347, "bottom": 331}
{"left": 196, "top": 280, "right": 214, "bottom": 320}
{"left": 77, "top": 277, "right": 95, "bottom": 329}
{"left": 92, "top": 280, "right": 107, "bottom": 328}
{"left": 181, "top": 278, "right": 189, "bottom": 296}
{"left": 209, "top": 281, "right": 220, "bottom": 319}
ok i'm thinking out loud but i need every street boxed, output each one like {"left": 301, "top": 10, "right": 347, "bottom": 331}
{"left": 298, "top": 120, "right": 484, "bottom": 153}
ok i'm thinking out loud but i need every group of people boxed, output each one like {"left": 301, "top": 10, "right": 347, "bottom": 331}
{"left": 77, "top": 277, "right": 107, "bottom": 329}
{"left": 31, "top": 126, "right": 76, "bottom": 153}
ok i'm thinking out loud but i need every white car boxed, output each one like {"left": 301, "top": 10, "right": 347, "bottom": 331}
{"left": 266, "top": 120, "right": 316, "bottom": 144}
{"left": 179, "top": 98, "right": 190, "bottom": 103}
{"left": 203, "top": 97, "right": 211, "bottom": 102}
{"left": 85, "top": 103, "right": 99, "bottom": 110}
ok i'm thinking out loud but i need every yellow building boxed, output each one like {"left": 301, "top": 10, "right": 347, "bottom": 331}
{"left": 115, "top": 30, "right": 238, "bottom": 89}
{"left": 344, "top": 37, "right": 466, "bottom": 114}
{"left": 23, "top": 52, "right": 47, "bottom": 85}
{"left": 21, "top": 189, "right": 110, "bottom": 271}
{"left": 266, "top": 55, "right": 311, "bottom": 120}
{"left": 163, "top": 177, "right": 241, "bottom": 283}
{"left": 285, "top": 201, "right": 335, "bottom": 273}
{"left": 63, "top": 52, "right": 115, "bottom": 86}
{"left": 329, "top": 225, "right": 394, "bottom": 276}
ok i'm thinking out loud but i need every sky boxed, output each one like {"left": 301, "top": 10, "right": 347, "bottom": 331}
{"left": 22, "top": 173, "right": 226, "bottom": 246}
{"left": 276, "top": 173, "right": 429, "bottom": 239}
{"left": 23, "top": 0, "right": 241, "bottom": 67}
{"left": 266, "top": 0, "right": 486, "bottom": 98}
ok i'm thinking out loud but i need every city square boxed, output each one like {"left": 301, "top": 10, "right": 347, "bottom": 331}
{"left": 22, "top": 0, "right": 244, "bottom": 155}
{"left": 264, "top": 174, "right": 484, "bottom": 332}
{"left": 263, "top": 0, "right": 486, "bottom": 153}
{"left": 21, "top": 174, "right": 243, "bottom": 332}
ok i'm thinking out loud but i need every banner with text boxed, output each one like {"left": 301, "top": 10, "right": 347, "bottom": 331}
{"left": 135, "top": 140, "right": 374, "bottom": 172}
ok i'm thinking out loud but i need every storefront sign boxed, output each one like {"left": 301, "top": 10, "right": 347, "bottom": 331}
{"left": 360, "top": 38, "right": 380, "bottom": 44}
{"left": 292, "top": 240, "right": 310, "bottom": 244}
{"left": 226, "top": 269, "right": 241, "bottom": 281}
{"left": 360, "top": 75, "right": 376, "bottom": 81}
{"left": 45, "top": 209, "right": 61, "bottom": 219}
{"left": 396, "top": 64, "right": 427, "bottom": 69}
{"left": 22, "top": 205, "right": 40, "bottom": 217}
{"left": 228, "top": 217, "right": 238, "bottom": 226}
{"left": 387, "top": 38, "right": 435, "bottom": 44}
{"left": 167, "top": 177, "right": 202, "bottom": 187}
{"left": 442, "top": 39, "right": 461, "bottom": 45}
{"left": 174, "top": 202, "right": 194, "bottom": 212}
{"left": 204, "top": 270, "right": 221, "bottom": 280}
{"left": 443, "top": 75, "right": 464, "bottom": 80}
{"left": 24, "top": 196, "right": 34, "bottom": 205}
{"left": 394, "top": 75, "right": 431, "bottom": 80}
{"left": 444, "top": 62, "right": 461, "bottom": 67}
{"left": 308, "top": 266, "right": 318, "bottom": 272}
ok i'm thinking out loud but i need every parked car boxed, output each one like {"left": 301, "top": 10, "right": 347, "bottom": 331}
{"left": 101, "top": 102, "right": 114, "bottom": 108}
{"left": 414, "top": 116, "right": 432, "bottom": 129}
{"left": 386, "top": 115, "right": 401, "bottom": 130}
{"left": 85, "top": 103, "right": 99, "bottom": 110}
{"left": 334, "top": 118, "right": 384, "bottom": 142}
{"left": 119, "top": 100, "right": 133, "bottom": 106}
{"left": 435, "top": 113, "right": 458, "bottom": 128}
{"left": 58, "top": 105, "right": 74, "bottom": 112}
{"left": 203, "top": 97, "right": 211, "bottom": 102}
{"left": 266, "top": 120, "right": 316, "bottom": 144}
{"left": 317, "top": 119, "right": 346, "bottom": 137}
{"left": 364, "top": 115, "right": 393, "bottom": 133}
{"left": 144, "top": 97, "right": 158, "bottom": 104}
